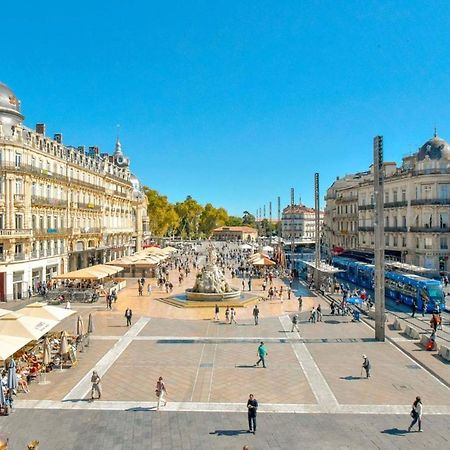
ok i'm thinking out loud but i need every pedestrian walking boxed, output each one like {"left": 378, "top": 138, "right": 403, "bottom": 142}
{"left": 298, "top": 296, "right": 303, "bottom": 312}
{"left": 411, "top": 299, "right": 417, "bottom": 318}
{"left": 214, "top": 304, "right": 220, "bottom": 321}
{"left": 361, "top": 354, "right": 371, "bottom": 378}
{"left": 247, "top": 394, "right": 258, "bottom": 434}
{"left": 225, "top": 307, "right": 230, "bottom": 323}
{"left": 253, "top": 305, "right": 259, "bottom": 325}
{"left": 155, "top": 376, "right": 167, "bottom": 410}
{"left": 248, "top": 278, "right": 252, "bottom": 291}
{"left": 291, "top": 314, "right": 300, "bottom": 332}
{"left": 287, "top": 287, "right": 291, "bottom": 300}
{"left": 309, "top": 307, "right": 317, "bottom": 323}
{"left": 242, "top": 279, "right": 245, "bottom": 290}
{"left": 255, "top": 341, "right": 268, "bottom": 368}
{"left": 262, "top": 280, "right": 267, "bottom": 291}
{"left": 230, "top": 307, "right": 237, "bottom": 324}
{"left": 125, "top": 307, "right": 132, "bottom": 327}
{"left": 147, "top": 284, "right": 152, "bottom": 296}
{"left": 317, "top": 304, "right": 323, "bottom": 322}
{"left": 138, "top": 284, "right": 143, "bottom": 296}
{"left": 90, "top": 370, "right": 101, "bottom": 400}
{"left": 422, "top": 298, "right": 428, "bottom": 317}
{"left": 408, "top": 396, "right": 423, "bottom": 432}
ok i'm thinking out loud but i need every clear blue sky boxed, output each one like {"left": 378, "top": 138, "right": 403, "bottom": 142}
{"left": 3, "top": 0, "right": 450, "bottom": 216}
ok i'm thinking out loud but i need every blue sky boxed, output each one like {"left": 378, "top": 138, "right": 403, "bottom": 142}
{"left": 3, "top": 0, "right": 450, "bottom": 215}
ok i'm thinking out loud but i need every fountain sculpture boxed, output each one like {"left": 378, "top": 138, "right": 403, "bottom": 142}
{"left": 186, "top": 246, "right": 241, "bottom": 301}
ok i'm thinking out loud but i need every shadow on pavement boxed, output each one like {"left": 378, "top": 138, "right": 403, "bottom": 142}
{"left": 125, "top": 406, "right": 157, "bottom": 412}
{"left": 210, "top": 429, "right": 250, "bottom": 436}
{"left": 381, "top": 428, "right": 408, "bottom": 436}
{"left": 339, "top": 376, "right": 363, "bottom": 381}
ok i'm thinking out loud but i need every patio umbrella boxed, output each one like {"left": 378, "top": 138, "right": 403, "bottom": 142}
{"left": 0, "top": 380, "right": 5, "bottom": 407}
{"left": 7, "top": 359, "right": 18, "bottom": 391}
{"left": 60, "top": 331, "right": 68, "bottom": 355}
{"left": 87, "top": 313, "right": 94, "bottom": 334}
{"left": 76, "top": 315, "right": 84, "bottom": 336}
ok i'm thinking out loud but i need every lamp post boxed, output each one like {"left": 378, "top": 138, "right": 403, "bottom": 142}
{"left": 314, "top": 173, "right": 321, "bottom": 289}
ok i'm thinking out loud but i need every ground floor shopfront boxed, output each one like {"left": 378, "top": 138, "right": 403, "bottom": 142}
{"left": 0, "top": 256, "right": 66, "bottom": 302}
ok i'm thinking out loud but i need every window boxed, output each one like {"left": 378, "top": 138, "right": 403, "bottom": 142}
{"left": 415, "top": 185, "right": 420, "bottom": 200}
{"left": 402, "top": 236, "right": 407, "bottom": 247}
{"left": 384, "top": 191, "right": 389, "bottom": 203}
{"left": 440, "top": 213, "right": 449, "bottom": 228}
{"left": 15, "top": 214, "right": 23, "bottom": 229}
{"left": 393, "top": 236, "right": 398, "bottom": 247}
{"left": 385, "top": 216, "right": 389, "bottom": 227}
{"left": 0, "top": 176, "right": 3, "bottom": 195}
{"left": 439, "top": 184, "right": 450, "bottom": 200}
{"left": 15, "top": 244, "right": 22, "bottom": 255}
{"left": 385, "top": 235, "right": 389, "bottom": 246}
{"left": 416, "top": 237, "right": 420, "bottom": 249}
{"left": 393, "top": 216, "right": 398, "bottom": 227}
{"left": 393, "top": 190, "right": 398, "bottom": 202}
{"left": 424, "top": 237, "right": 433, "bottom": 249}
{"left": 0, "top": 214, "right": 3, "bottom": 229}
{"left": 440, "top": 237, "right": 448, "bottom": 250}
{"left": 15, "top": 152, "right": 22, "bottom": 167}
{"left": 47, "top": 215, "right": 52, "bottom": 228}
{"left": 422, "top": 185, "right": 432, "bottom": 200}
{"left": 32, "top": 215, "right": 37, "bottom": 228}
{"left": 32, "top": 182, "right": 37, "bottom": 196}
{"left": 39, "top": 216, "right": 44, "bottom": 229}
{"left": 401, "top": 189, "right": 406, "bottom": 202}
{"left": 15, "top": 178, "right": 23, "bottom": 195}
{"left": 402, "top": 216, "right": 407, "bottom": 227}
{"left": 47, "top": 185, "right": 51, "bottom": 198}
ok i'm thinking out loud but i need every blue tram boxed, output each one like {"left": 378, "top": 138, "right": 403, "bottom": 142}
{"left": 332, "top": 257, "right": 445, "bottom": 312}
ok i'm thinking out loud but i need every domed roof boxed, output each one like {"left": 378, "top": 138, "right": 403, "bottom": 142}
{"left": 0, "top": 82, "right": 24, "bottom": 128}
{"left": 0, "top": 82, "right": 21, "bottom": 112}
{"left": 417, "top": 134, "right": 450, "bottom": 161}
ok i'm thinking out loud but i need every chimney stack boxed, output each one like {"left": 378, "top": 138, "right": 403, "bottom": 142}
{"left": 54, "top": 133, "right": 62, "bottom": 143}
{"left": 36, "top": 123, "right": 46, "bottom": 135}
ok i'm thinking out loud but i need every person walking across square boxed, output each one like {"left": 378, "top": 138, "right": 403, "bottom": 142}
{"left": 255, "top": 341, "right": 268, "bottom": 368}
{"left": 291, "top": 314, "right": 300, "bottom": 332}
{"left": 408, "top": 396, "right": 423, "bottom": 432}
{"left": 247, "top": 394, "right": 258, "bottom": 434}
{"left": 155, "top": 376, "right": 167, "bottom": 411}
{"left": 230, "top": 307, "right": 237, "bottom": 324}
{"left": 125, "top": 308, "right": 132, "bottom": 327}
{"left": 298, "top": 296, "right": 303, "bottom": 312}
{"left": 362, "top": 354, "right": 371, "bottom": 378}
{"left": 253, "top": 305, "right": 259, "bottom": 325}
{"left": 90, "top": 370, "right": 101, "bottom": 400}
{"left": 214, "top": 304, "right": 220, "bottom": 321}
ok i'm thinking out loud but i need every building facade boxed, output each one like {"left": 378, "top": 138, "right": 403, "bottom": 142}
{"left": 0, "top": 82, "right": 150, "bottom": 301}
{"left": 323, "top": 133, "right": 450, "bottom": 272}
{"left": 281, "top": 205, "right": 324, "bottom": 243}
{"left": 212, "top": 226, "right": 258, "bottom": 241}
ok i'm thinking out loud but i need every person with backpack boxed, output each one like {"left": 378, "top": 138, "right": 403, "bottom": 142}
{"left": 90, "top": 371, "right": 101, "bottom": 400}
{"left": 408, "top": 396, "right": 423, "bottom": 432}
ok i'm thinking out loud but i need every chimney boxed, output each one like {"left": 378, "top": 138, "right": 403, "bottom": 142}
{"left": 54, "top": 133, "right": 63, "bottom": 143}
{"left": 36, "top": 123, "right": 46, "bottom": 135}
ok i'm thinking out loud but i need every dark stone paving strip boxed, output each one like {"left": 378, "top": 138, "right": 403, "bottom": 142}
{"left": 157, "top": 337, "right": 378, "bottom": 344}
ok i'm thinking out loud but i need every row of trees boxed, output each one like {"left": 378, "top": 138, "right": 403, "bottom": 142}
{"left": 143, "top": 188, "right": 259, "bottom": 238}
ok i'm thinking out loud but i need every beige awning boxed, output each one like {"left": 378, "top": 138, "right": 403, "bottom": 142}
{"left": 251, "top": 257, "right": 276, "bottom": 266}
{"left": 19, "top": 302, "right": 76, "bottom": 322}
{"left": 53, "top": 264, "right": 124, "bottom": 280}
{"left": 0, "top": 312, "right": 58, "bottom": 340}
{"left": 0, "top": 335, "right": 31, "bottom": 362}
{"left": 247, "top": 252, "right": 270, "bottom": 263}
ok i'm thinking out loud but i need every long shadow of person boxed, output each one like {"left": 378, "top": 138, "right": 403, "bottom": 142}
{"left": 381, "top": 428, "right": 409, "bottom": 436}
{"left": 209, "top": 429, "right": 249, "bottom": 436}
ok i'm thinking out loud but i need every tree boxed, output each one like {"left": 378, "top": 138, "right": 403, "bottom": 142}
{"left": 144, "top": 188, "right": 180, "bottom": 237}
{"left": 174, "top": 195, "right": 203, "bottom": 238}
{"left": 199, "top": 203, "right": 229, "bottom": 236}
{"left": 242, "top": 211, "right": 256, "bottom": 226}
{"left": 226, "top": 215, "right": 243, "bottom": 226}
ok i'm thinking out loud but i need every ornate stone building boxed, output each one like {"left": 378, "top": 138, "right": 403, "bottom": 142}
{"left": 323, "top": 133, "right": 450, "bottom": 272}
{"left": 0, "top": 82, "right": 150, "bottom": 301}
{"left": 281, "top": 204, "right": 324, "bottom": 243}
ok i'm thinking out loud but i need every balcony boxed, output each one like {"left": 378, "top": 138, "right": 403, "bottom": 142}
{"left": 14, "top": 194, "right": 25, "bottom": 204}
{"left": 77, "top": 202, "right": 102, "bottom": 211}
{"left": 410, "top": 226, "right": 450, "bottom": 233}
{"left": 0, "top": 229, "right": 32, "bottom": 238}
{"left": 14, "top": 253, "right": 26, "bottom": 261}
{"left": 32, "top": 195, "right": 68, "bottom": 208}
{"left": 411, "top": 198, "right": 450, "bottom": 206}
{"left": 358, "top": 204, "right": 374, "bottom": 211}
{"left": 358, "top": 226, "right": 374, "bottom": 232}
{"left": 74, "top": 227, "right": 102, "bottom": 235}
{"left": 385, "top": 226, "right": 408, "bottom": 232}
{"left": 384, "top": 201, "right": 407, "bottom": 208}
{"left": 335, "top": 194, "right": 358, "bottom": 203}
{"left": 34, "top": 228, "right": 70, "bottom": 237}
{"left": 412, "top": 168, "right": 450, "bottom": 177}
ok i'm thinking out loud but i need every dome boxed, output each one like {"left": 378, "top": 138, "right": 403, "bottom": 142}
{"left": 417, "top": 134, "right": 450, "bottom": 161}
{"left": 0, "top": 82, "right": 24, "bottom": 130}
{"left": 113, "top": 137, "right": 130, "bottom": 167}
{"left": 130, "top": 174, "right": 140, "bottom": 190}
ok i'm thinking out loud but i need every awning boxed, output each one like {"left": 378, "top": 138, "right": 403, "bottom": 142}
{"left": 53, "top": 264, "right": 124, "bottom": 280}
{"left": 0, "top": 312, "right": 58, "bottom": 340}
{"left": 19, "top": 302, "right": 76, "bottom": 322}
{"left": 0, "top": 335, "right": 31, "bottom": 362}
{"left": 303, "top": 260, "right": 343, "bottom": 274}
{"left": 251, "top": 257, "right": 276, "bottom": 266}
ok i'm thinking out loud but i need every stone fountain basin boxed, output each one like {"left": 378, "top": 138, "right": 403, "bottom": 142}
{"left": 185, "top": 288, "right": 242, "bottom": 301}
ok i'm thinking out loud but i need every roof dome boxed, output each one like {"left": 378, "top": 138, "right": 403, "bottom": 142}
{"left": 417, "top": 134, "right": 450, "bottom": 161}
{"left": 0, "top": 82, "right": 24, "bottom": 130}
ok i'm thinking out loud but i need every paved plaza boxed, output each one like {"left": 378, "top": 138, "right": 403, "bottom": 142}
{"left": 1, "top": 263, "right": 450, "bottom": 449}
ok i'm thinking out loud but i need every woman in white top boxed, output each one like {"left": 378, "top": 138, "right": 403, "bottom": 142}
{"left": 408, "top": 396, "right": 423, "bottom": 432}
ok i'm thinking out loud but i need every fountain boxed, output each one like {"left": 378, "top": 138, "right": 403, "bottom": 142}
{"left": 185, "top": 246, "right": 241, "bottom": 301}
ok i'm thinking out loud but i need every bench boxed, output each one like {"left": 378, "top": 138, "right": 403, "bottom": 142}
{"left": 438, "top": 345, "right": 450, "bottom": 361}
{"left": 404, "top": 325, "right": 420, "bottom": 340}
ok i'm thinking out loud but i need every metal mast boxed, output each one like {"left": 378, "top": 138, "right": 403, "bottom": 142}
{"left": 374, "top": 136, "right": 385, "bottom": 341}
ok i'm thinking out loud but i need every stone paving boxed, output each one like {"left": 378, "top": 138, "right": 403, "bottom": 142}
{"left": 2, "top": 259, "right": 450, "bottom": 448}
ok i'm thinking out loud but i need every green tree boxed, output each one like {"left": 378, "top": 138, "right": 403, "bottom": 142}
{"left": 242, "top": 211, "right": 256, "bottom": 226}
{"left": 199, "top": 203, "right": 229, "bottom": 236}
{"left": 144, "top": 188, "right": 180, "bottom": 237}
{"left": 226, "top": 215, "right": 243, "bottom": 226}
{"left": 174, "top": 195, "right": 203, "bottom": 238}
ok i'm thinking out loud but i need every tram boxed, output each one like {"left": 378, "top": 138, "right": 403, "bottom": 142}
{"left": 332, "top": 257, "right": 445, "bottom": 312}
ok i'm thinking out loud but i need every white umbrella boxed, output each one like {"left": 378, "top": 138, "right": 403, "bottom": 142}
{"left": 7, "top": 359, "right": 18, "bottom": 391}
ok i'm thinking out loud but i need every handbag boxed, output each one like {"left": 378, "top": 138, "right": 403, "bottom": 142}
{"left": 410, "top": 409, "right": 416, "bottom": 418}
